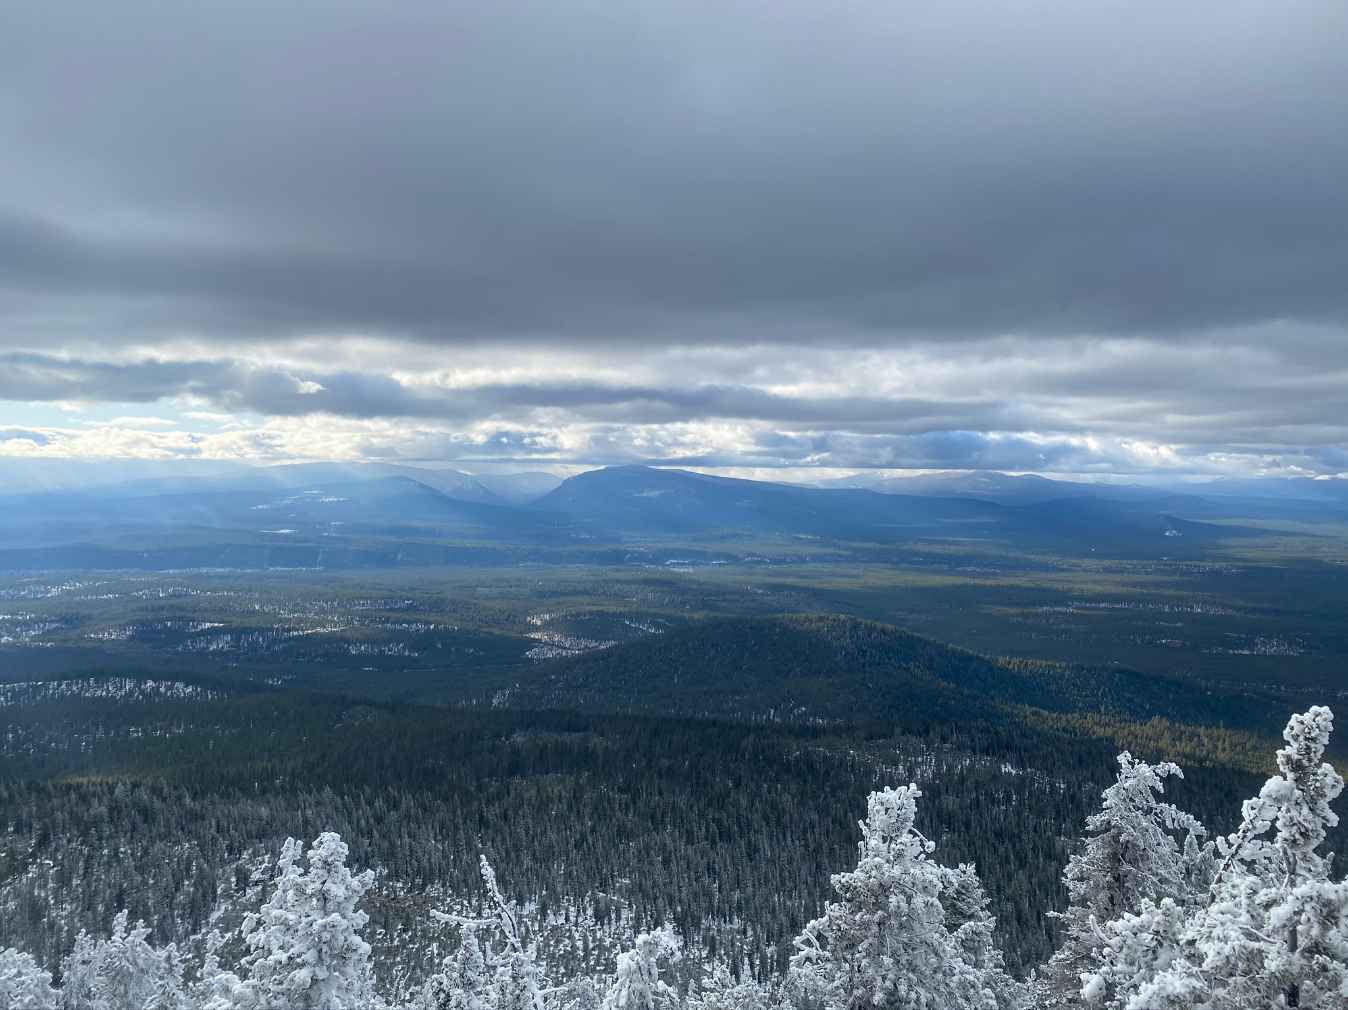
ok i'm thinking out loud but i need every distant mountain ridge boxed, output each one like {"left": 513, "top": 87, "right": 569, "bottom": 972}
{"left": 0, "top": 462, "right": 1284, "bottom": 569}
{"left": 535, "top": 465, "right": 1021, "bottom": 536}
{"left": 532, "top": 465, "right": 1254, "bottom": 552}
{"left": 817, "top": 469, "right": 1348, "bottom": 518}
{"left": 815, "top": 471, "right": 1110, "bottom": 505}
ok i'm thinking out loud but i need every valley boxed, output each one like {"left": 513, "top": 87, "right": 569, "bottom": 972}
{"left": 2, "top": 464, "right": 1346, "bottom": 1002}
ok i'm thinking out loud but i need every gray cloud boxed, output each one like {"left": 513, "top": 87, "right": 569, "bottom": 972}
{"left": 0, "top": 352, "right": 234, "bottom": 404}
{"left": 0, "top": 351, "right": 1032, "bottom": 431}
{"left": 2, "top": 2, "right": 1347, "bottom": 474}
{"left": 2, "top": 1, "right": 1347, "bottom": 348}
{"left": 3, "top": 346, "right": 1348, "bottom": 476}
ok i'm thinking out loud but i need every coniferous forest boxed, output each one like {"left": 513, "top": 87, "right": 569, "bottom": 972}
{"left": 1, "top": 694, "right": 1344, "bottom": 1009}
{"left": 3, "top": 603, "right": 1347, "bottom": 1010}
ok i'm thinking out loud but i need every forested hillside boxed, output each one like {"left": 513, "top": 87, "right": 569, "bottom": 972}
{"left": 3, "top": 613, "right": 1344, "bottom": 1008}
{"left": 0, "top": 682, "right": 1121, "bottom": 978}
{"left": 2, "top": 705, "right": 1345, "bottom": 1008}
{"left": 520, "top": 616, "right": 1289, "bottom": 745}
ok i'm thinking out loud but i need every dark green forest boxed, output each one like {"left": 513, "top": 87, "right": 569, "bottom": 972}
{"left": 3, "top": 634, "right": 1334, "bottom": 989}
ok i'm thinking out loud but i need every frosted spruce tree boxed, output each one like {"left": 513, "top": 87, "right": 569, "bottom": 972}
{"left": 689, "top": 963, "right": 772, "bottom": 1010}
{"left": 941, "top": 864, "right": 1026, "bottom": 1010}
{"left": 189, "top": 930, "right": 250, "bottom": 1010}
{"left": 421, "top": 924, "right": 491, "bottom": 1010}
{"left": 1081, "top": 706, "right": 1348, "bottom": 1009}
{"left": 479, "top": 856, "right": 546, "bottom": 1010}
{"left": 59, "top": 910, "right": 187, "bottom": 1010}
{"left": 789, "top": 784, "right": 1023, "bottom": 1010}
{"left": 428, "top": 855, "right": 548, "bottom": 1010}
{"left": 0, "top": 946, "right": 58, "bottom": 1010}
{"left": 240, "top": 831, "right": 377, "bottom": 1010}
{"left": 1039, "top": 754, "right": 1209, "bottom": 1006}
{"left": 599, "top": 928, "right": 681, "bottom": 1010}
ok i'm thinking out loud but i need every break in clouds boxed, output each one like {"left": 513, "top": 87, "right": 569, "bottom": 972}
{"left": 2, "top": 0, "right": 1347, "bottom": 476}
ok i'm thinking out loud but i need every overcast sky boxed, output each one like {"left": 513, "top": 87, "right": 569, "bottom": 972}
{"left": 2, "top": 0, "right": 1346, "bottom": 478}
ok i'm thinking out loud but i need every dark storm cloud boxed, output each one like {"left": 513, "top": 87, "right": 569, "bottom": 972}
{"left": 2, "top": 1, "right": 1348, "bottom": 347}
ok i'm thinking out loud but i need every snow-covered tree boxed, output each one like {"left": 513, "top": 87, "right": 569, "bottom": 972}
{"left": 421, "top": 925, "right": 492, "bottom": 1010}
{"left": 1077, "top": 897, "right": 1191, "bottom": 1008}
{"left": 1040, "top": 753, "right": 1207, "bottom": 1006}
{"left": 477, "top": 856, "right": 546, "bottom": 1010}
{"left": 58, "top": 911, "right": 186, "bottom": 1010}
{"left": 57, "top": 929, "right": 103, "bottom": 1010}
{"left": 600, "top": 928, "right": 681, "bottom": 1010}
{"left": 144, "top": 966, "right": 192, "bottom": 1010}
{"left": 689, "top": 963, "right": 771, "bottom": 1010}
{"left": 189, "top": 930, "right": 251, "bottom": 1010}
{"left": 548, "top": 976, "right": 603, "bottom": 1010}
{"left": 496, "top": 949, "right": 548, "bottom": 1010}
{"left": 941, "top": 864, "right": 1026, "bottom": 1010}
{"left": 1081, "top": 707, "right": 1348, "bottom": 1009}
{"left": 240, "top": 831, "right": 377, "bottom": 1010}
{"left": 0, "top": 947, "right": 58, "bottom": 1010}
{"left": 429, "top": 855, "right": 548, "bottom": 1010}
{"left": 790, "top": 784, "right": 1016, "bottom": 1010}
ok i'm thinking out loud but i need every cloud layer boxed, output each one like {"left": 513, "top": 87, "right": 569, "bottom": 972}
{"left": 1, "top": 1, "right": 1346, "bottom": 475}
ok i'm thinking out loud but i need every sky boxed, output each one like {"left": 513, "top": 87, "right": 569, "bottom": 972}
{"left": 2, "top": 1, "right": 1347, "bottom": 479}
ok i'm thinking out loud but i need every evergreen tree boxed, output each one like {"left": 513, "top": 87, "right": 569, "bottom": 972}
{"left": 600, "top": 929, "right": 681, "bottom": 1010}
{"left": 689, "top": 963, "right": 770, "bottom": 1010}
{"left": 477, "top": 856, "right": 546, "bottom": 1010}
{"left": 1081, "top": 707, "right": 1348, "bottom": 1009}
{"left": 421, "top": 926, "right": 491, "bottom": 1010}
{"left": 1040, "top": 754, "right": 1207, "bottom": 1006}
{"left": 57, "top": 928, "right": 104, "bottom": 1010}
{"left": 941, "top": 865, "right": 1026, "bottom": 1010}
{"left": 58, "top": 911, "right": 186, "bottom": 1010}
{"left": 549, "top": 977, "right": 603, "bottom": 1010}
{"left": 789, "top": 784, "right": 1015, "bottom": 1010}
{"left": 1077, "top": 897, "right": 1190, "bottom": 1008}
{"left": 240, "top": 832, "right": 377, "bottom": 1010}
{"left": 189, "top": 931, "right": 249, "bottom": 1010}
{"left": 0, "top": 947, "right": 58, "bottom": 1010}
{"left": 495, "top": 949, "right": 546, "bottom": 1010}
{"left": 430, "top": 856, "right": 549, "bottom": 1010}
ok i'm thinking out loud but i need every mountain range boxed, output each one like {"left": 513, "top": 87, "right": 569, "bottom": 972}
{"left": 0, "top": 461, "right": 1338, "bottom": 571}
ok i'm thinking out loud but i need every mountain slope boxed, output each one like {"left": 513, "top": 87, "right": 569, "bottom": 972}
{"left": 816, "top": 471, "right": 1111, "bottom": 505}
{"left": 534, "top": 465, "right": 1013, "bottom": 538}
{"left": 818, "top": 471, "right": 1348, "bottom": 522}
{"left": 0, "top": 475, "right": 562, "bottom": 568}
{"left": 518, "top": 614, "right": 1003, "bottom": 723}
{"left": 251, "top": 462, "right": 507, "bottom": 505}
{"left": 515, "top": 615, "right": 1283, "bottom": 736}
{"left": 0, "top": 475, "right": 521, "bottom": 533}
{"left": 533, "top": 465, "right": 1263, "bottom": 555}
